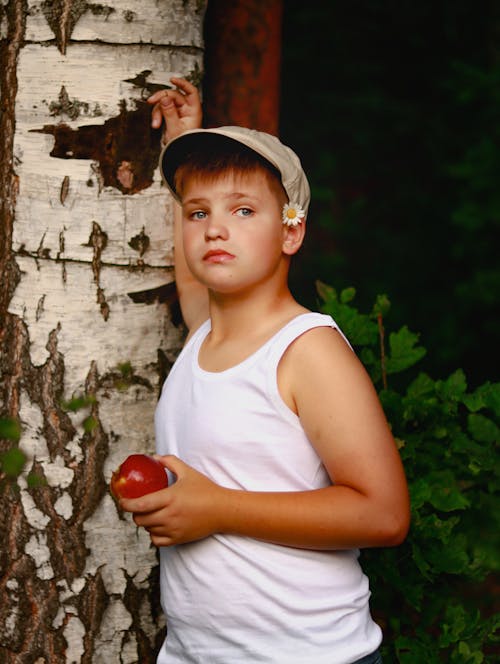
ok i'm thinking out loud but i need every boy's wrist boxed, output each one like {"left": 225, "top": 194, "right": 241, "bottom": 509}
{"left": 212, "top": 486, "right": 242, "bottom": 536}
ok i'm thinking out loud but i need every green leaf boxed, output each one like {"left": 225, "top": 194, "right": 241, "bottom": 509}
{"left": 61, "top": 393, "right": 96, "bottom": 412}
{"left": 436, "top": 369, "right": 468, "bottom": 401}
{"left": 340, "top": 286, "right": 356, "bottom": 303}
{"left": 428, "top": 471, "right": 470, "bottom": 512}
{"left": 455, "top": 640, "right": 484, "bottom": 664}
{"left": 407, "top": 372, "right": 436, "bottom": 398}
{"left": 371, "top": 293, "right": 391, "bottom": 317}
{"left": 440, "top": 604, "right": 468, "bottom": 647}
{"left": 323, "top": 302, "right": 378, "bottom": 346}
{"left": 0, "top": 417, "right": 21, "bottom": 442}
{"left": 118, "top": 361, "right": 133, "bottom": 378}
{"left": 409, "top": 477, "right": 432, "bottom": 510}
{"left": 427, "top": 533, "right": 471, "bottom": 575}
{"left": 315, "top": 280, "right": 337, "bottom": 304}
{"left": 0, "top": 447, "right": 26, "bottom": 477}
{"left": 26, "top": 472, "right": 47, "bottom": 489}
{"left": 468, "top": 413, "right": 499, "bottom": 443}
{"left": 83, "top": 416, "right": 98, "bottom": 433}
{"left": 410, "top": 541, "right": 434, "bottom": 579}
{"left": 385, "top": 326, "right": 427, "bottom": 374}
{"left": 464, "top": 382, "right": 500, "bottom": 415}
{"left": 463, "top": 391, "right": 487, "bottom": 413}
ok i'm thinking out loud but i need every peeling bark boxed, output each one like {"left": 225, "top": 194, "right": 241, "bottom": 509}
{"left": 0, "top": 1, "right": 205, "bottom": 661}
{"left": 31, "top": 100, "right": 163, "bottom": 194}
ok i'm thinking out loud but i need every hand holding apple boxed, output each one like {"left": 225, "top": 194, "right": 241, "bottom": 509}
{"left": 110, "top": 454, "right": 168, "bottom": 500}
{"left": 119, "top": 455, "right": 228, "bottom": 547}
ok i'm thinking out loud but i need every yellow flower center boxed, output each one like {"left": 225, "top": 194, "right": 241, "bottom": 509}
{"left": 286, "top": 208, "right": 297, "bottom": 218}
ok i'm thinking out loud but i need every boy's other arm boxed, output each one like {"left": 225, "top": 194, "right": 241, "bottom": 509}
{"left": 149, "top": 78, "right": 209, "bottom": 332}
{"left": 173, "top": 203, "right": 209, "bottom": 332}
{"left": 121, "top": 328, "right": 410, "bottom": 550}
{"left": 273, "top": 325, "right": 411, "bottom": 547}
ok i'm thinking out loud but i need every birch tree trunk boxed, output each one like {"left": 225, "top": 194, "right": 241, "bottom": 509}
{"left": 0, "top": 2, "right": 205, "bottom": 662}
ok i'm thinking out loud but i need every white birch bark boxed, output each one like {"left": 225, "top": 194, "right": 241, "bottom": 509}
{"left": 0, "top": 1, "right": 205, "bottom": 661}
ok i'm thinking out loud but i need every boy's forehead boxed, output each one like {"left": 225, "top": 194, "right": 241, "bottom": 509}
{"left": 180, "top": 168, "right": 286, "bottom": 202}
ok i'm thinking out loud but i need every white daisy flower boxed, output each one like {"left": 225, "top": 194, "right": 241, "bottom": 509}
{"left": 282, "top": 202, "right": 305, "bottom": 226}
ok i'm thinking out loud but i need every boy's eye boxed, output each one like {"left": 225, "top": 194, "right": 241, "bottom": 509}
{"left": 189, "top": 210, "right": 207, "bottom": 220}
{"left": 235, "top": 207, "right": 253, "bottom": 218}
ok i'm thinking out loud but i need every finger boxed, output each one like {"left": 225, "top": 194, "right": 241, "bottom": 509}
{"left": 147, "top": 88, "right": 187, "bottom": 109}
{"left": 149, "top": 92, "right": 180, "bottom": 129}
{"left": 134, "top": 514, "right": 165, "bottom": 531}
{"left": 170, "top": 76, "right": 198, "bottom": 98}
{"left": 119, "top": 485, "right": 169, "bottom": 514}
{"left": 154, "top": 454, "right": 186, "bottom": 477}
{"left": 148, "top": 78, "right": 199, "bottom": 110}
{"left": 147, "top": 88, "right": 172, "bottom": 104}
{"left": 150, "top": 533, "right": 173, "bottom": 547}
{"left": 150, "top": 101, "right": 164, "bottom": 128}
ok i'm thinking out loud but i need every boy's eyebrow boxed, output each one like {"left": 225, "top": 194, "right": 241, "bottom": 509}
{"left": 183, "top": 192, "right": 262, "bottom": 206}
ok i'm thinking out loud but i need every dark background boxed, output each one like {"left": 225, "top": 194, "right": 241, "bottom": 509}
{"left": 279, "top": 0, "right": 499, "bottom": 388}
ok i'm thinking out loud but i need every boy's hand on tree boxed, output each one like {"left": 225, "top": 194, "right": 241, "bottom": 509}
{"left": 119, "top": 455, "right": 227, "bottom": 547}
{"left": 148, "top": 77, "right": 202, "bottom": 144}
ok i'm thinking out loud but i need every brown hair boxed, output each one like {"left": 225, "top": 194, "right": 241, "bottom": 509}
{"left": 172, "top": 133, "right": 287, "bottom": 203}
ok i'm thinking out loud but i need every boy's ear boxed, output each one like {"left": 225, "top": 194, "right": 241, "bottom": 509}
{"left": 282, "top": 219, "right": 306, "bottom": 256}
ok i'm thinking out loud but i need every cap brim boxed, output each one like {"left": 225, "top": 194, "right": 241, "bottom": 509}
{"left": 159, "top": 129, "right": 281, "bottom": 203}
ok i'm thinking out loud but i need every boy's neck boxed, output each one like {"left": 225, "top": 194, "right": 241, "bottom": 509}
{"left": 207, "top": 286, "right": 306, "bottom": 340}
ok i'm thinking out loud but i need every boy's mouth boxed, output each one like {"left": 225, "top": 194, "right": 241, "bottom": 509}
{"left": 203, "top": 249, "right": 235, "bottom": 263}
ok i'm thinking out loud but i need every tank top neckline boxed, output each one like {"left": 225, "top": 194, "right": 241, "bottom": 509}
{"left": 191, "top": 312, "right": 332, "bottom": 379}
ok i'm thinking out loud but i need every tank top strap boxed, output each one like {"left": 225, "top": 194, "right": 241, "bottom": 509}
{"left": 263, "top": 312, "right": 351, "bottom": 368}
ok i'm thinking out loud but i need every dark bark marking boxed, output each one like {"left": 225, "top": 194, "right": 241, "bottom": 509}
{"left": 123, "top": 563, "right": 166, "bottom": 664}
{"left": 31, "top": 100, "right": 163, "bottom": 195}
{"left": 41, "top": 0, "right": 115, "bottom": 55}
{"left": 49, "top": 85, "right": 98, "bottom": 121}
{"left": 77, "top": 569, "right": 109, "bottom": 664}
{"left": 127, "top": 280, "right": 183, "bottom": 327}
{"left": 60, "top": 174, "right": 70, "bottom": 204}
{"left": 35, "top": 294, "right": 46, "bottom": 321}
{"left": 85, "top": 221, "right": 109, "bottom": 320}
{"left": 128, "top": 226, "right": 150, "bottom": 257}
{"left": 124, "top": 69, "right": 172, "bottom": 97}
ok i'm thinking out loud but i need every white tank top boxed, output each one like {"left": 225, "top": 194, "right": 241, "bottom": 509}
{"left": 154, "top": 313, "right": 382, "bottom": 663}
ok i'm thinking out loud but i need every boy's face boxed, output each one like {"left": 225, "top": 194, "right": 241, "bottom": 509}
{"left": 180, "top": 168, "right": 296, "bottom": 295}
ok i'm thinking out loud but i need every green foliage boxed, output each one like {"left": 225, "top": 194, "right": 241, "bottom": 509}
{"left": 61, "top": 393, "right": 96, "bottom": 412}
{"left": 61, "top": 391, "right": 98, "bottom": 433}
{"left": 115, "top": 361, "right": 135, "bottom": 391}
{"left": 318, "top": 284, "right": 499, "bottom": 662}
{"left": 0, "top": 417, "right": 27, "bottom": 487}
{"left": 0, "top": 418, "right": 47, "bottom": 489}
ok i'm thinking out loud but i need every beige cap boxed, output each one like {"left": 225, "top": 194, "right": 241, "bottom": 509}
{"left": 159, "top": 126, "right": 311, "bottom": 218}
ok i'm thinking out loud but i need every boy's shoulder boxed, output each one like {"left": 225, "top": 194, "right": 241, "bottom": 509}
{"left": 281, "top": 312, "right": 351, "bottom": 355}
{"left": 280, "top": 314, "right": 357, "bottom": 384}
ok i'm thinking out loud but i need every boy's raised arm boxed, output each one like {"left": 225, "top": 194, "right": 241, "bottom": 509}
{"left": 149, "top": 78, "right": 209, "bottom": 332}
{"left": 148, "top": 76, "right": 202, "bottom": 144}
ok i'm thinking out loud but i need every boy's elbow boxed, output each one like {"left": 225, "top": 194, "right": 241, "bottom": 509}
{"left": 385, "top": 516, "right": 410, "bottom": 547}
{"left": 376, "top": 502, "right": 411, "bottom": 547}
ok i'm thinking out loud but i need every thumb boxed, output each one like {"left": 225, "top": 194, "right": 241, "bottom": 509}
{"left": 154, "top": 454, "right": 185, "bottom": 480}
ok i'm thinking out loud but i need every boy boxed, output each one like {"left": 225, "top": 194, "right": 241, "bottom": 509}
{"left": 121, "top": 79, "right": 410, "bottom": 663}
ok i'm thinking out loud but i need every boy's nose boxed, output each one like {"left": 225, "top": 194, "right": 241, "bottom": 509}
{"left": 204, "top": 218, "right": 229, "bottom": 241}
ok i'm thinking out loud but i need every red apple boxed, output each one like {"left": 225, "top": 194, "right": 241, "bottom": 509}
{"left": 110, "top": 454, "right": 168, "bottom": 499}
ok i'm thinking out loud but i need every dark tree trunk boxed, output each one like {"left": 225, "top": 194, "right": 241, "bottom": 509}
{"left": 203, "top": 0, "right": 283, "bottom": 134}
